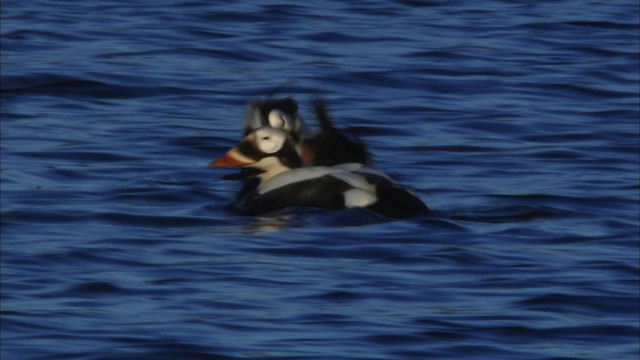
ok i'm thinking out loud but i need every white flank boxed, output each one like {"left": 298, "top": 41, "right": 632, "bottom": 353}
{"left": 334, "top": 163, "right": 394, "bottom": 182}
{"left": 343, "top": 188, "right": 377, "bottom": 208}
{"left": 331, "top": 170, "right": 376, "bottom": 192}
{"left": 258, "top": 166, "right": 376, "bottom": 195}
{"left": 258, "top": 166, "right": 334, "bottom": 194}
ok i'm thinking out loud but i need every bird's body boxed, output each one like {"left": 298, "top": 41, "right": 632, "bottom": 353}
{"left": 212, "top": 127, "right": 428, "bottom": 218}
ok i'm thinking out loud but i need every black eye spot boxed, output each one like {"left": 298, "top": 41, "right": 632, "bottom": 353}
{"left": 262, "top": 136, "right": 270, "bottom": 140}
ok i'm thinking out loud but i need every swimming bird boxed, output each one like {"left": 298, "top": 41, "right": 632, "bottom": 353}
{"left": 211, "top": 127, "right": 428, "bottom": 218}
{"left": 241, "top": 97, "right": 302, "bottom": 138}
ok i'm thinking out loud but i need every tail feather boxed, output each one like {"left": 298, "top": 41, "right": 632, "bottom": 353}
{"left": 368, "top": 186, "right": 430, "bottom": 218}
{"left": 307, "top": 95, "right": 372, "bottom": 166}
{"left": 311, "top": 95, "right": 335, "bottom": 133}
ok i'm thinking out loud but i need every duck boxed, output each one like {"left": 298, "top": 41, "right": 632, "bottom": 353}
{"left": 223, "top": 97, "right": 304, "bottom": 181}
{"left": 239, "top": 96, "right": 371, "bottom": 167}
{"left": 210, "top": 127, "right": 429, "bottom": 218}
{"left": 241, "top": 97, "right": 302, "bottom": 138}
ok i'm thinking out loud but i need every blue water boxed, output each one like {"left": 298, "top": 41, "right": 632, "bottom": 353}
{"left": 2, "top": 1, "right": 639, "bottom": 359}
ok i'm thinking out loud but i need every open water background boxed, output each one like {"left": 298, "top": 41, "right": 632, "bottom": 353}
{"left": 1, "top": 1, "right": 639, "bottom": 359}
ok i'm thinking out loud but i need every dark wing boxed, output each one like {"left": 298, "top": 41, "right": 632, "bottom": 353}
{"left": 366, "top": 185, "right": 429, "bottom": 218}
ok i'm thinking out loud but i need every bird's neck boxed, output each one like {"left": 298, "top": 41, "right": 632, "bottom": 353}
{"left": 257, "top": 161, "right": 291, "bottom": 184}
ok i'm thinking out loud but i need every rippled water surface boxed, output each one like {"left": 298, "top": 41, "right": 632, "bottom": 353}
{"left": 2, "top": 1, "right": 639, "bottom": 359}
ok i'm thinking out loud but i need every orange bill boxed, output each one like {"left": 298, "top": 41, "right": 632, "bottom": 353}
{"left": 209, "top": 148, "right": 254, "bottom": 167}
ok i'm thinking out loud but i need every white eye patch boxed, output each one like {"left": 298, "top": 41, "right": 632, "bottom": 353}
{"left": 268, "top": 109, "right": 296, "bottom": 132}
{"left": 254, "top": 127, "right": 286, "bottom": 154}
